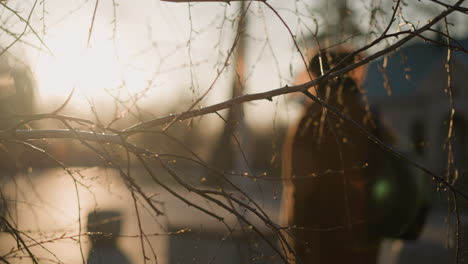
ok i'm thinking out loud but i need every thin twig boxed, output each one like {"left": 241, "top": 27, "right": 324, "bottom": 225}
{"left": 87, "top": 0, "right": 100, "bottom": 47}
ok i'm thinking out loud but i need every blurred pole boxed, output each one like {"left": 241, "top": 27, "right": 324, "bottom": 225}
{"left": 209, "top": 1, "right": 249, "bottom": 176}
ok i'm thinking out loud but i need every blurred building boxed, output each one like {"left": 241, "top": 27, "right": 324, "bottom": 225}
{"left": 363, "top": 38, "right": 468, "bottom": 263}
{"left": 364, "top": 38, "right": 468, "bottom": 192}
{"left": 0, "top": 54, "right": 36, "bottom": 170}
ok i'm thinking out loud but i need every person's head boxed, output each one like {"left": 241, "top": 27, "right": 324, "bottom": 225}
{"left": 308, "top": 48, "right": 365, "bottom": 103}
{"left": 87, "top": 210, "right": 122, "bottom": 247}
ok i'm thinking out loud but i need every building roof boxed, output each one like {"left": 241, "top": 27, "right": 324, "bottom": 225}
{"left": 363, "top": 38, "right": 468, "bottom": 101}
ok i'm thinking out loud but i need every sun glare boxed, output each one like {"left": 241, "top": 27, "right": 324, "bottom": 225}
{"left": 35, "top": 36, "right": 121, "bottom": 103}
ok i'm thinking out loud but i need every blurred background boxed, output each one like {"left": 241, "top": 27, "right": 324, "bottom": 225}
{"left": 0, "top": 0, "right": 467, "bottom": 263}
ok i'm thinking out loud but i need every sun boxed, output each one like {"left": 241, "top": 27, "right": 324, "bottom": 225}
{"left": 35, "top": 36, "right": 121, "bottom": 101}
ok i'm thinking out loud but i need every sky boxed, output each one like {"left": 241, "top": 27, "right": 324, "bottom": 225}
{"left": 1, "top": 0, "right": 467, "bottom": 130}
{"left": 1, "top": 0, "right": 300, "bottom": 130}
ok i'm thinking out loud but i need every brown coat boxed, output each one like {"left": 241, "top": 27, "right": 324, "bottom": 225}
{"left": 281, "top": 93, "right": 385, "bottom": 264}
